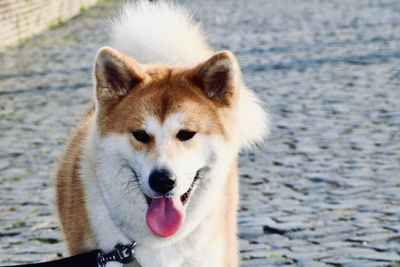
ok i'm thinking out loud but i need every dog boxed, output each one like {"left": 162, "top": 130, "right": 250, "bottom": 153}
{"left": 56, "top": 1, "right": 268, "bottom": 266}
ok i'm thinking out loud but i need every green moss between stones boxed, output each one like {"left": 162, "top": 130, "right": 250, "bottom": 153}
{"left": 48, "top": 17, "right": 65, "bottom": 30}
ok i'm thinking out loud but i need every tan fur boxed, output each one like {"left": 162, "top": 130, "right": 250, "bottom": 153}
{"left": 205, "top": 162, "right": 239, "bottom": 266}
{"left": 56, "top": 108, "right": 97, "bottom": 254}
{"left": 224, "top": 164, "right": 239, "bottom": 266}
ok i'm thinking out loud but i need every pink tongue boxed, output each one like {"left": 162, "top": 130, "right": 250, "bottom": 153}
{"left": 146, "top": 197, "right": 185, "bottom": 238}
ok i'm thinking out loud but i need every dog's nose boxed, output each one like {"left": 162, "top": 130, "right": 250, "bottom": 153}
{"left": 149, "top": 169, "right": 176, "bottom": 194}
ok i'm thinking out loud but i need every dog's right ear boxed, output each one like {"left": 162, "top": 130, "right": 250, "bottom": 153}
{"left": 189, "top": 51, "right": 240, "bottom": 106}
{"left": 94, "top": 47, "right": 144, "bottom": 105}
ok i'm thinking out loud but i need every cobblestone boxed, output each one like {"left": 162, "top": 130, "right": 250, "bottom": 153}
{"left": 1, "top": 0, "right": 400, "bottom": 266}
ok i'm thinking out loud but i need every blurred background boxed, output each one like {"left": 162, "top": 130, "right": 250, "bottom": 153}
{"left": 0, "top": 0, "right": 399, "bottom": 266}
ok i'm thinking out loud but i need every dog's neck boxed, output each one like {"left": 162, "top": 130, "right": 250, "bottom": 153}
{"left": 135, "top": 206, "right": 227, "bottom": 266}
{"left": 85, "top": 186, "right": 230, "bottom": 267}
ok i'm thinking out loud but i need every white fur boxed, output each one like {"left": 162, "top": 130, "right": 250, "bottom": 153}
{"left": 140, "top": 114, "right": 205, "bottom": 198}
{"left": 237, "top": 85, "right": 270, "bottom": 148}
{"left": 110, "top": 1, "right": 212, "bottom": 66}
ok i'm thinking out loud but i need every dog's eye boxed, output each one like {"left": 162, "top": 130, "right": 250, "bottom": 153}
{"left": 132, "top": 130, "right": 151, "bottom": 143}
{"left": 176, "top": 130, "right": 196, "bottom": 141}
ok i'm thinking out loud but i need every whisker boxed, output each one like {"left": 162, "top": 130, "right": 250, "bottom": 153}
{"left": 119, "top": 167, "right": 146, "bottom": 204}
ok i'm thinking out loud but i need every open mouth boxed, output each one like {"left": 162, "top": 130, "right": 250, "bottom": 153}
{"left": 144, "top": 167, "right": 208, "bottom": 238}
{"left": 144, "top": 170, "right": 200, "bottom": 206}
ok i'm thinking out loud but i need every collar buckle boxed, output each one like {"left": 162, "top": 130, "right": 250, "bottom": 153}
{"left": 97, "top": 241, "right": 137, "bottom": 267}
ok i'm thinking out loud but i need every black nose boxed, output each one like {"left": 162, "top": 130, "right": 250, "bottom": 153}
{"left": 149, "top": 169, "right": 176, "bottom": 194}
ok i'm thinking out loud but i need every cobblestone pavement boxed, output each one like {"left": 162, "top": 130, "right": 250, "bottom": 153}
{"left": 1, "top": 0, "right": 400, "bottom": 266}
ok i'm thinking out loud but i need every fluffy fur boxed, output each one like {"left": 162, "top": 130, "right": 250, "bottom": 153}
{"left": 56, "top": 1, "right": 269, "bottom": 267}
{"left": 111, "top": 1, "right": 269, "bottom": 147}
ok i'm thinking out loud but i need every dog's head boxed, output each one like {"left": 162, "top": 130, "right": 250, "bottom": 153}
{"left": 89, "top": 47, "right": 266, "bottom": 244}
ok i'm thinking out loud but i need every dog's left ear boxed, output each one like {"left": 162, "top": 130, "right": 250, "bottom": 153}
{"left": 94, "top": 47, "right": 145, "bottom": 105}
{"left": 190, "top": 51, "right": 240, "bottom": 105}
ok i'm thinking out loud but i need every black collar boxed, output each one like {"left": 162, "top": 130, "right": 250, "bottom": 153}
{"left": 3, "top": 242, "right": 137, "bottom": 267}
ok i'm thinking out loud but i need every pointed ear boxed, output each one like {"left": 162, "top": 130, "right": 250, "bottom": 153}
{"left": 190, "top": 51, "right": 240, "bottom": 105}
{"left": 94, "top": 47, "right": 144, "bottom": 103}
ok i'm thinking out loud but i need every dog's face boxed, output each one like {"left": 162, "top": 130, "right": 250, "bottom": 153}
{"left": 91, "top": 47, "right": 240, "bottom": 244}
